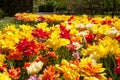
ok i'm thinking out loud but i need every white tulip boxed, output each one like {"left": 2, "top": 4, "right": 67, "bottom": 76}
{"left": 27, "top": 61, "right": 44, "bottom": 75}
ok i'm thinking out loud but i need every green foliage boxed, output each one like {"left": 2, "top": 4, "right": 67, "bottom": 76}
{"left": 98, "top": 54, "right": 120, "bottom": 80}
{"left": 52, "top": 0, "right": 67, "bottom": 12}
{"left": 37, "top": 0, "right": 120, "bottom": 16}
{"left": 38, "top": 0, "right": 67, "bottom": 13}
{"left": 39, "top": 4, "right": 54, "bottom": 12}
{"left": 73, "top": 0, "right": 120, "bottom": 16}
{"left": 1, "top": 0, "right": 120, "bottom": 16}
{"left": 50, "top": 46, "right": 73, "bottom": 65}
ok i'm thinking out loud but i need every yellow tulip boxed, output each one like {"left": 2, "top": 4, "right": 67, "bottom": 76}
{"left": 79, "top": 58, "right": 106, "bottom": 80}
{"left": 35, "top": 22, "right": 50, "bottom": 32}
{"left": 0, "top": 72, "right": 11, "bottom": 80}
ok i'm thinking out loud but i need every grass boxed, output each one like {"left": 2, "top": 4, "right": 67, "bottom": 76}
{"left": 0, "top": 17, "right": 19, "bottom": 30}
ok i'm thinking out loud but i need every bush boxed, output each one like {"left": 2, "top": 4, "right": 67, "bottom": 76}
{"left": 39, "top": 4, "right": 54, "bottom": 12}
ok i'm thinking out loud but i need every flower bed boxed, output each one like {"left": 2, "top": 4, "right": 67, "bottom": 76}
{"left": 0, "top": 13, "right": 120, "bottom": 80}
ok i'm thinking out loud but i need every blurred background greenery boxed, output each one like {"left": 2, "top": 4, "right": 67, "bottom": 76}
{"left": 0, "top": 0, "right": 120, "bottom": 28}
{"left": 0, "top": 0, "right": 120, "bottom": 17}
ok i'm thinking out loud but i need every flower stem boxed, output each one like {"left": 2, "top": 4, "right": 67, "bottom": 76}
{"left": 107, "top": 68, "right": 114, "bottom": 78}
{"left": 110, "top": 54, "right": 117, "bottom": 68}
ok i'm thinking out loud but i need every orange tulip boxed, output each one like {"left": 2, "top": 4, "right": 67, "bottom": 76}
{"left": 8, "top": 67, "right": 20, "bottom": 79}
{"left": 46, "top": 51, "right": 58, "bottom": 59}
{"left": 0, "top": 64, "right": 7, "bottom": 71}
{"left": 42, "top": 65, "right": 60, "bottom": 80}
{"left": 24, "top": 62, "right": 31, "bottom": 70}
{"left": 108, "top": 77, "right": 112, "bottom": 80}
{"left": 6, "top": 50, "right": 23, "bottom": 60}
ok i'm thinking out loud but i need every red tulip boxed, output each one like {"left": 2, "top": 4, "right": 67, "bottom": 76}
{"left": 116, "top": 35, "right": 120, "bottom": 41}
{"left": 85, "top": 33, "right": 95, "bottom": 43}
{"left": 114, "top": 66, "right": 120, "bottom": 74}
{"left": 16, "top": 38, "right": 39, "bottom": 58}
{"left": 60, "top": 25, "right": 71, "bottom": 40}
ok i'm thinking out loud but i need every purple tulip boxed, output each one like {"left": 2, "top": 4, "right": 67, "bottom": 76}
{"left": 72, "top": 51, "right": 80, "bottom": 59}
